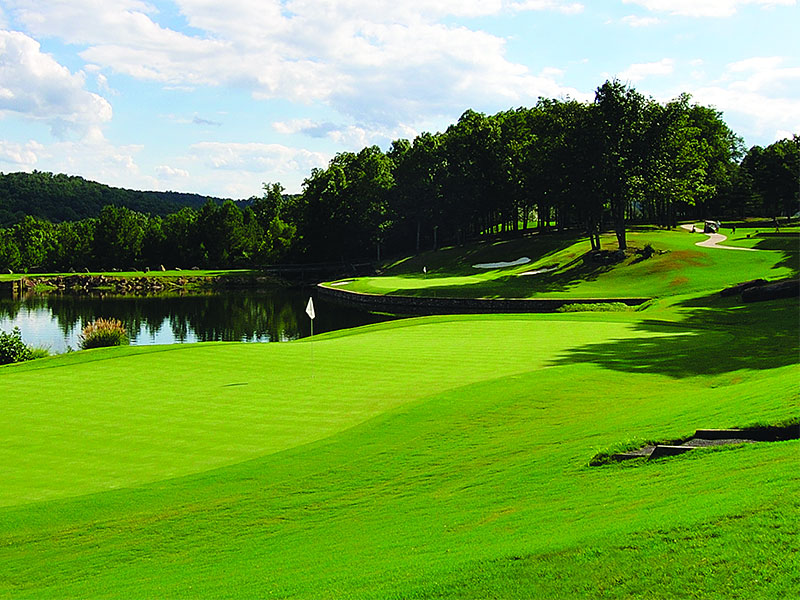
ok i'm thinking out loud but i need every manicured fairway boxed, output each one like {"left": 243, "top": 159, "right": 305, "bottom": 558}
{"left": 1, "top": 293, "right": 798, "bottom": 598}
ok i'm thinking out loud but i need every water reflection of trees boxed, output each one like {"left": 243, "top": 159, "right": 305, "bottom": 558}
{"left": 0, "top": 290, "right": 393, "bottom": 345}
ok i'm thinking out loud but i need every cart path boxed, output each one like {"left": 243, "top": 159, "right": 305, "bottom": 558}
{"left": 680, "top": 223, "right": 758, "bottom": 251}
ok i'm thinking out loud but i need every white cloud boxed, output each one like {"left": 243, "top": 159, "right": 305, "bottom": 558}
{"left": 0, "top": 140, "right": 42, "bottom": 167}
{"left": 509, "top": 1, "right": 584, "bottom": 13}
{"left": 622, "top": 0, "right": 796, "bottom": 18}
{"left": 3, "top": 0, "right": 582, "bottom": 128}
{"left": 185, "top": 142, "right": 332, "bottom": 195}
{"left": 691, "top": 56, "right": 800, "bottom": 139}
{"left": 619, "top": 58, "right": 675, "bottom": 82}
{"left": 774, "top": 129, "right": 799, "bottom": 141}
{"left": 621, "top": 15, "right": 661, "bottom": 26}
{"left": 190, "top": 142, "right": 328, "bottom": 174}
{"left": 0, "top": 30, "right": 112, "bottom": 139}
{"left": 155, "top": 165, "right": 189, "bottom": 178}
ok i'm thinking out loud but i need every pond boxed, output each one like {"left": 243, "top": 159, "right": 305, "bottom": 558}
{"left": 0, "top": 288, "right": 394, "bottom": 354}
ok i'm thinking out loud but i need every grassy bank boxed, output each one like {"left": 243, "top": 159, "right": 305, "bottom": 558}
{"left": 1, "top": 291, "right": 797, "bottom": 598}
{"left": 325, "top": 227, "right": 797, "bottom": 299}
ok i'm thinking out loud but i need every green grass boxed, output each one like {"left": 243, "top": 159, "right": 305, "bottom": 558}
{"left": 327, "top": 227, "right": 798, "bottom": 299}
{"left": 1, "top": 293, "right": 798, "bottom": 598}
{"left": 1, "top": 224, "right": 798, "bottom": 598}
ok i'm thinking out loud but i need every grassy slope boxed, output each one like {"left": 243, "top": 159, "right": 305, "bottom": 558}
{"left": 329, "top": 227, "right": 797, "bottom": 299}
{"left": 1, "top": 292, "right": 798, "bottom": 598}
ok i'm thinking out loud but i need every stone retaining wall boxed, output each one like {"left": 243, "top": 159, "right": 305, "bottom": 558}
{"left": 318, "top": 284, "right": 650, "bottom": 314}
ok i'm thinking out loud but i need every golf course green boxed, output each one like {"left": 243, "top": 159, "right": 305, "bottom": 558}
{"left": 1, "top": 225, "right": 798, "bottom": 598}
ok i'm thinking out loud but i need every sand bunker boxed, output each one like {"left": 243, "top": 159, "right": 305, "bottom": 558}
{"left": 519, "top": 266, "right": 558, "bottom": 276}
{"left": 473, "top": 257, "right": 531, "bottom": 269}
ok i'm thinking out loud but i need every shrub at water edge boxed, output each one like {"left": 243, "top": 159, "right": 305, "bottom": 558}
{"left": 0, "top": 327, "right": 33, "bottom": 365}
{"left": 80, "top": 318, "right": 129, "bottom": 350}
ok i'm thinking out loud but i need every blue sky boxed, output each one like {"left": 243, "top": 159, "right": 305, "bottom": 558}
{"left": 1, "top": 0, "right": 798, "bottom": 198}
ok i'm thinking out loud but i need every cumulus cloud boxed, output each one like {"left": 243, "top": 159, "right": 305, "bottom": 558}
{"left": 0, "top": 140, "right": 42, "bottom": 167}
{"left": 0, "top": 30, "right": 112, "bottom": 139}
{"left": 3, "top": 0, "right": 582, "bottom": 127}
{"left": 621, "top": 0, "right": 796, "bottom": 18}
{"left": 691, "top": 56, "right": 800, "bottom": 139}
{"left": 618, "top": 58, "right": 675, "bottom": 82}
{"left": 155, "top": 165, "right": 190, "bottom": 178}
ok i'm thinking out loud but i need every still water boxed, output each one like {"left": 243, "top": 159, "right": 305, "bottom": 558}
{"left": 0, "top": 289, "right": 393, "bottom": 354}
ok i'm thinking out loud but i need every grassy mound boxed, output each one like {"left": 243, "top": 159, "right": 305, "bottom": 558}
{"left": 1, "top": 293, "right": 797, "bottom": 598}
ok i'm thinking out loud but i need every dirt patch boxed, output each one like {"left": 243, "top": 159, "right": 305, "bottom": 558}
{"left": 645, "top": 250, "right": 709, "bottom": 274}
{"left": 669, "top": 276, "right": 689, "bottom": 287}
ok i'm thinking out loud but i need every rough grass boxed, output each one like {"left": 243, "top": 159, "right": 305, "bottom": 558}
{"left": 0, "top": 294, "right": 798, "bottom": 598}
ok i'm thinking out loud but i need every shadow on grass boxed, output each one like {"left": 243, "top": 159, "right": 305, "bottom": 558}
{"left": 384, "top": 232, "right": 578, "bottom": 278}
{"left": 552, "top": 294, "right": 799, "bottom": 377}
{"left": 392, "top": 252, "right": 619, "bottom": 299}
{"left": 755, "top": 237, "right": 800, "bottom": 276}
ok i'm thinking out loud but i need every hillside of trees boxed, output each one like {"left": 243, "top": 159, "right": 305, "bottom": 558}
{"left": 1, "top": 80, "right": 798, "bottom": 273}
{"left": 0, "top": 171, "right": 236, "bottom": 227}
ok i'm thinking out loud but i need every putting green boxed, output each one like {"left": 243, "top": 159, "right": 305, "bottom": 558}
{"left": 1, "top": 315, "right": 674, "bottom": 507}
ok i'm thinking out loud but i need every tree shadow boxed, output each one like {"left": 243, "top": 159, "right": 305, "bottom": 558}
{"left": 551, "top": 294, "right": 799, "bottom": 378}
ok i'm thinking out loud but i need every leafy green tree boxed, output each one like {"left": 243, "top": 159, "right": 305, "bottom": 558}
{"left": 298, "top": 147, "right": 394, "bottom": 261}
{"left": 94, "top": 205, "right": 148, "bottom": 267}
{"left": 593, "top": 80, "right": 651, "bottom": 250}
{"left": 196, "top": 200, "right": 253, "bottom": 266}
{"left": 11, "top": 216, "right": 57, "bottom": 272}
{"left": 161, "top": 207, "right": 200, "bottom": 267}
{"left": 0, "top": 230, "right": 22, "bottom": 272}
{"left": 742, "top": 136, "right": 800, "bottom": 218}
{"left": 51, "top": 219, "right": 95, "bottom": 271}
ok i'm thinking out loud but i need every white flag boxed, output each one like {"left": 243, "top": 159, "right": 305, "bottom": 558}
{"left": 305, "top": 297, "right": 316, "bottom": 320}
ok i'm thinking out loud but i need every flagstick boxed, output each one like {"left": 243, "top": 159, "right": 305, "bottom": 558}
{"left": 306, "top": 296, "right": 316, "bottom": 381}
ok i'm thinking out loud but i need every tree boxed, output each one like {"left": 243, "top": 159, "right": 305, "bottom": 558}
{"left": 94, "top": 205, "right": 147, "bottom": 267}
{"left": 11, "top": 216, "right": 57, "bottom": 272}
{"left": 593, "top": 80, "right": 651, "bottom": 250}
{"left": 742, "top": 136, "right": 800, "bottom": 218}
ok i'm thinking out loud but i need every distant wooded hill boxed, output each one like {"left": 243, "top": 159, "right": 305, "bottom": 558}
{"left": 0, "top": 171, "right": 240, "bottom": 227}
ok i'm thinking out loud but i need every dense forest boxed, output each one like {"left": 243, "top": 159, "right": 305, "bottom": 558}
{"left": 0, "top": 171, "right": 235, "bottom": 227}
{"left": 1, "top": 81, "right": 798, "bottom": 273}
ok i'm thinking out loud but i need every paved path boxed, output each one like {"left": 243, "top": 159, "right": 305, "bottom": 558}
{"left": 680, "top": 223, "right": 757, "bottom": 251}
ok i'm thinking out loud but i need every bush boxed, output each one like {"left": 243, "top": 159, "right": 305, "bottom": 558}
{"left": 0, "top": 327, "right": 33, "bottom": 365}
{"left": 556, "top": 302, "right": 633, "bottom": 313}
{"left": 79, "top": 318, "right": 129, "bottom": 350}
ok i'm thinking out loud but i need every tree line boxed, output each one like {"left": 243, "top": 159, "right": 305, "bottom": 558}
{"left": 1, "top": 80, "right": 798, "bottom": 273}
{"left": 0, "top": 171, "right": 235, "bottom": 227}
